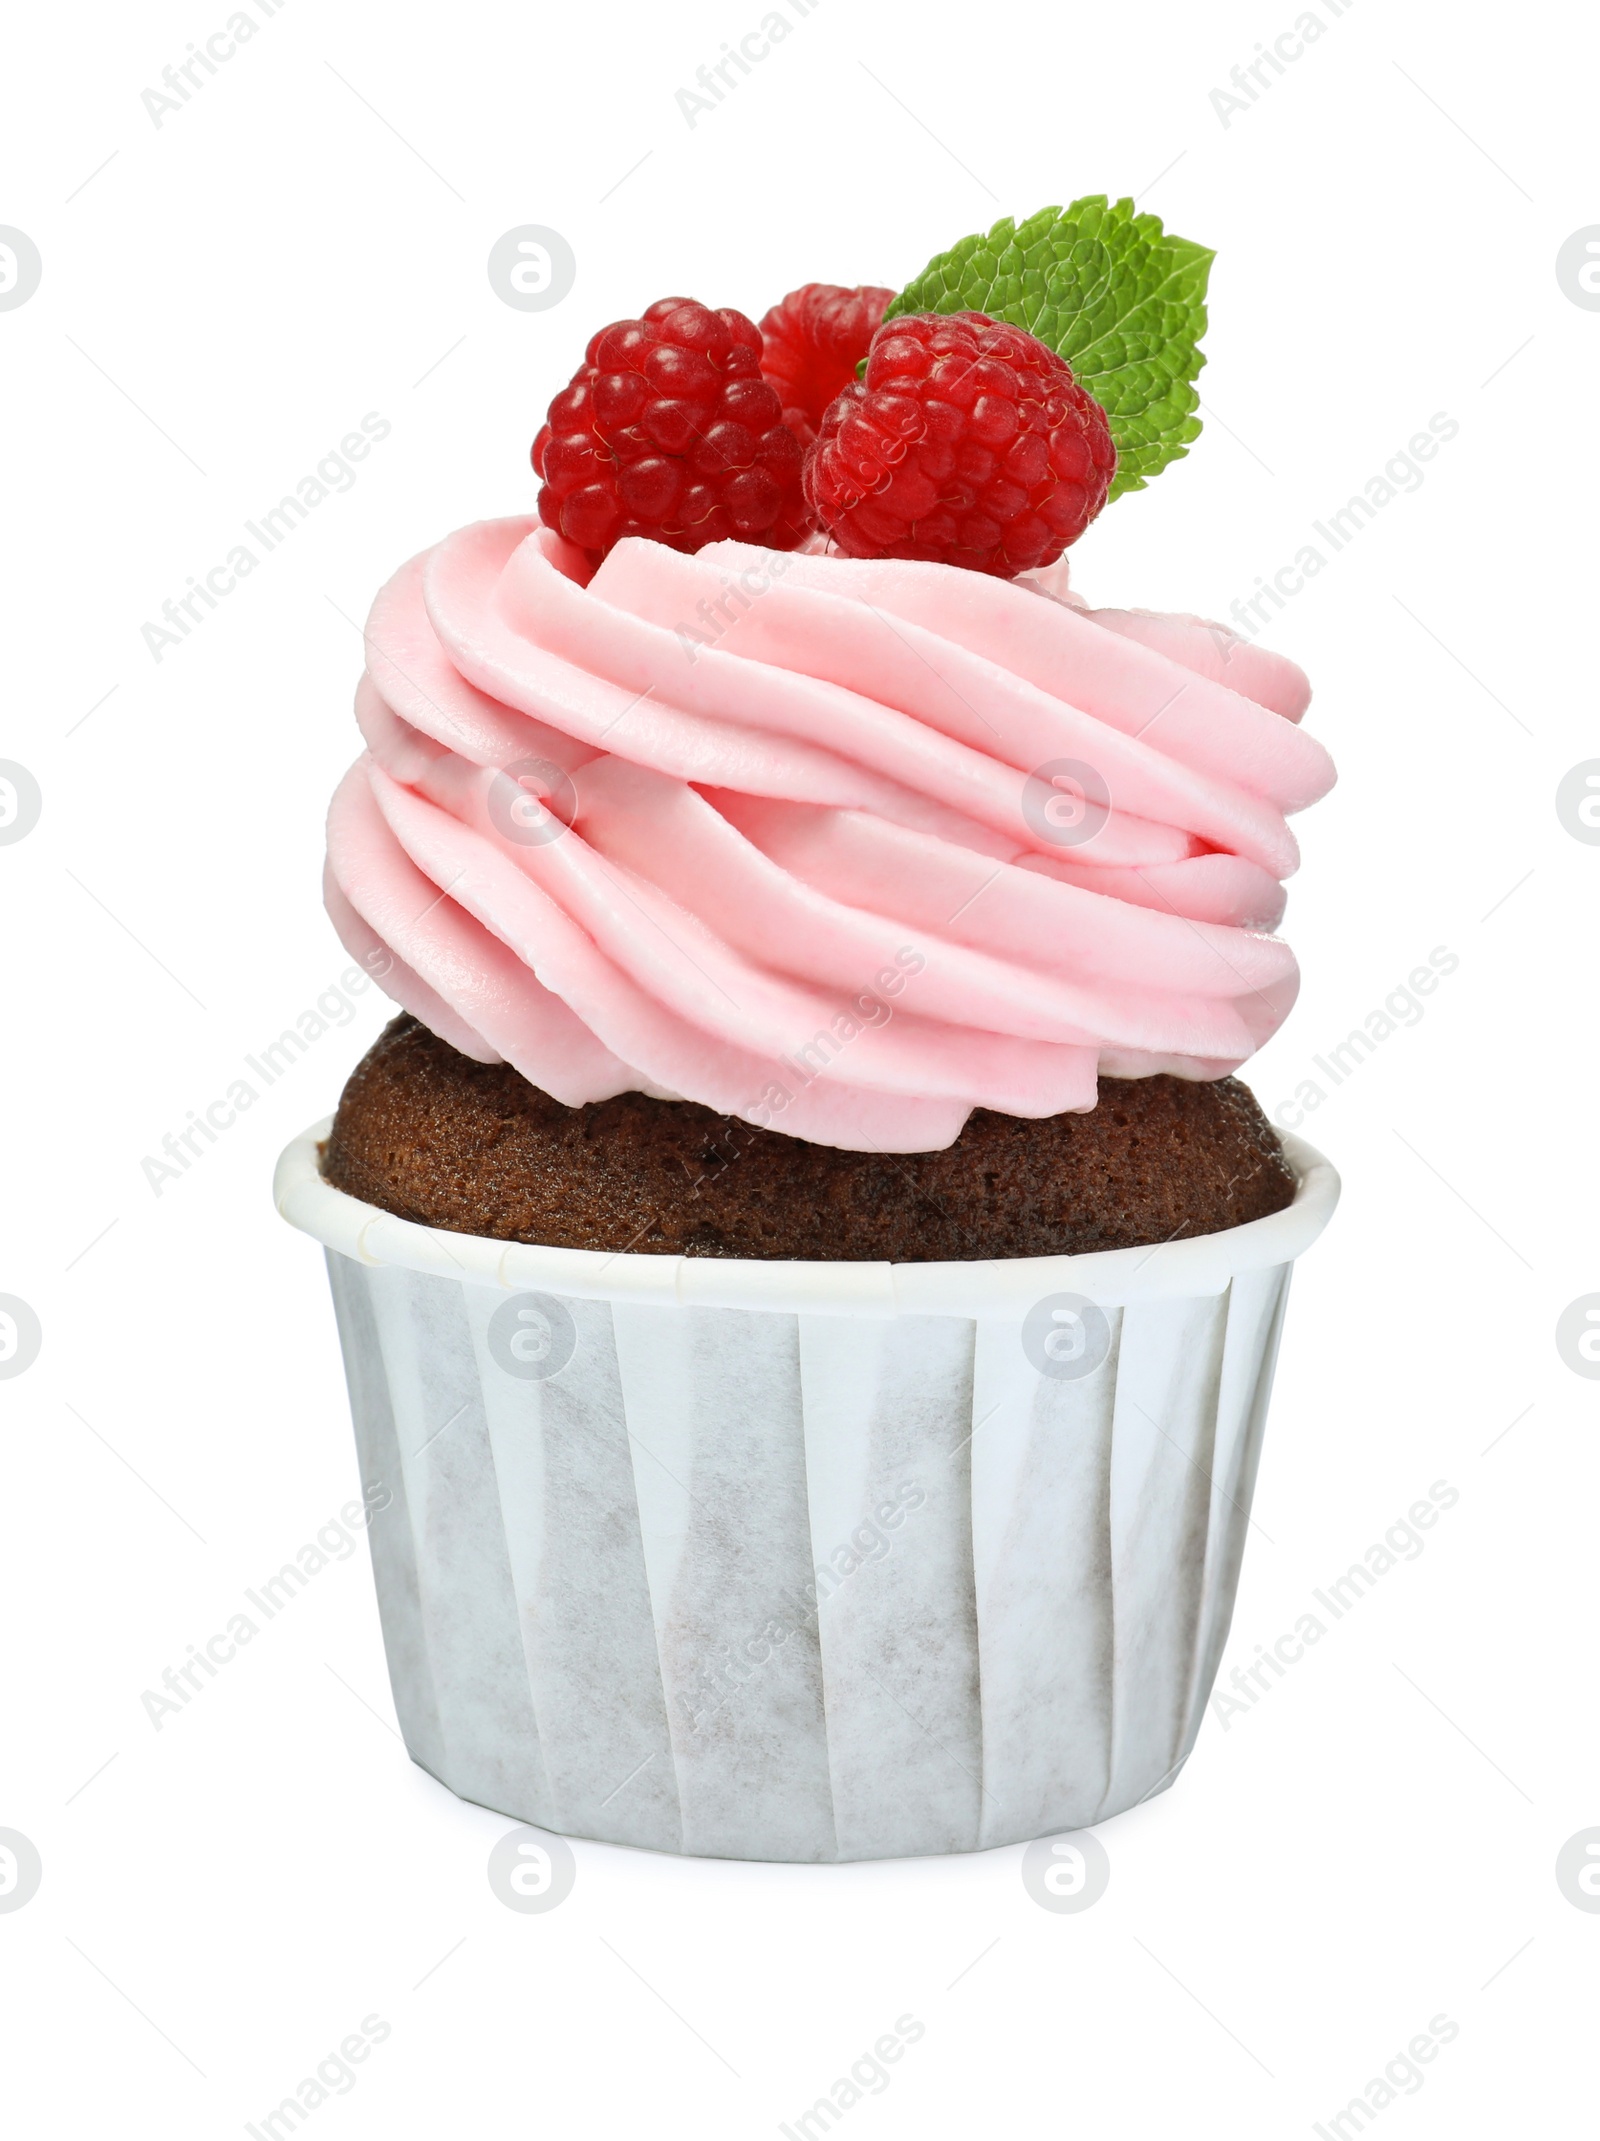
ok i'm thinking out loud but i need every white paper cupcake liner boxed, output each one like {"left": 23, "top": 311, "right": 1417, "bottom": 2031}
{"left": 276, "top": 1120, "right": 1338, "bottom": 1862}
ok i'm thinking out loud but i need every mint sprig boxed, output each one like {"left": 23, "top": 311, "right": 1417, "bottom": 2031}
{"left": 882, "top": 197, "right": 1214, "bottom": 503}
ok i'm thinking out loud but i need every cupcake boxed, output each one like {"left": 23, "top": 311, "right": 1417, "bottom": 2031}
{"left": 277, "top": 198, "right": 1339, "bottom": 1861}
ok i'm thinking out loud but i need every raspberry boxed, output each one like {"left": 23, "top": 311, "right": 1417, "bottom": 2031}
{"left": 757, "top": 282, "right": 895, "bottom": 447}
{"left": 803, "top": 311, "right": 1117, "bottom": 578}
{"left": 532, "top": 297, "right": 809, "bottom": 561}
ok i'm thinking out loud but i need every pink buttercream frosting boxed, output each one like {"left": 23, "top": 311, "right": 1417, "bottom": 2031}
{"left": 324, "top": 517, "right": 1334, "bottom": 1152}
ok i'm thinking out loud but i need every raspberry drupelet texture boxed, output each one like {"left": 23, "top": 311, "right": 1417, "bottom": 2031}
{"left": 533, "top": 297, "right": 810, "bottom": 561}
{"left": 757, "top": 282, "right": 895, "bottom": 448}
{"left": 804, "top": 310, "right": 1117, "bottom": 578}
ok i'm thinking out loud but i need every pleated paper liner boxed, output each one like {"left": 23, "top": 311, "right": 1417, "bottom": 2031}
{"left": 277, "top": 1120, "right": 1337, "bottom": 1862}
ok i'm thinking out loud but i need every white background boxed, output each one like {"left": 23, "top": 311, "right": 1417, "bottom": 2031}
{"left": 2, "top": 0, "right": 1595, "bottom": 2133}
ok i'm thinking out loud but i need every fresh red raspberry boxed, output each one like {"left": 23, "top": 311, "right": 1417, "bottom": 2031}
{"left": 532, "top": 297, "right": 809, "bottom": 561}
{"left": 758, "top": 282, "right": 895, "bottom": 447}
{"left": 803, "top": 311, "right": 1117, "bottom": 578}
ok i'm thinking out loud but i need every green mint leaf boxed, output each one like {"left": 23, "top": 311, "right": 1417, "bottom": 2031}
{"left": 883, "top": 197, "right": 1214, "bottom": 503}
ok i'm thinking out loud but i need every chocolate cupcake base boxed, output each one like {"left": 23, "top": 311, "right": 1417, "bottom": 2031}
{"left": 324, "top": 1016, "right": 1295, "bottom": 1261}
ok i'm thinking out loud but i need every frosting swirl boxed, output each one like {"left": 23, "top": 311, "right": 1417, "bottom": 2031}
{"left": 325, "top": 517, "right": 1334, "bottom": 1152}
